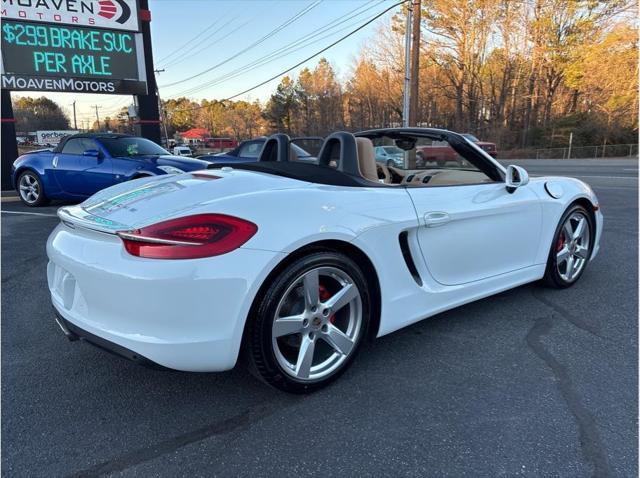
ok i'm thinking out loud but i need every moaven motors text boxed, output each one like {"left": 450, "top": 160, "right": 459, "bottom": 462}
{"left": 1, "top": 75, "right": 115, "bottom": 92}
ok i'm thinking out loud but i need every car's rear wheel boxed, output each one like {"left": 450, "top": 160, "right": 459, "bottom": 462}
{"left": 17, "top": 171, "right": 48, "bottom": 207}
{"left": 543, "top": 204, "right": 593, "bottom": 288}
{"left": 246, "top": 251, "right": 370, "bottom": 393}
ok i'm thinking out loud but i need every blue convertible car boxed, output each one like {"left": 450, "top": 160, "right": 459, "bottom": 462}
{"left": 12, "top": 133, "right": 210, "bottom": 206}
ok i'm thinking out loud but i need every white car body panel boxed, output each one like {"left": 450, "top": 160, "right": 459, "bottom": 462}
{"left": 407, "top": 182, "right": 543, "bottom": 285}
{"left": 47, "top": 167, "right": 602, "bottom": 371}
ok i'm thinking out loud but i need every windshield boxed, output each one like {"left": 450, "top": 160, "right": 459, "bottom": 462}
{"left": 100, "top": 137, "right": 169, "bottom": 157}
{"left": 370, "top": 135, "right": 482, "bottom": 172}
{"left": 462, "top": 134, "right": 479, "bottom": 142}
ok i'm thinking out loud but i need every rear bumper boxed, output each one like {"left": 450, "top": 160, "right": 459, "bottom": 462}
{"left": 47, "top": 223, "right": 285, "bottom": 372}
{"left": 55, "top": 312, "right": 168, "bottom": 369}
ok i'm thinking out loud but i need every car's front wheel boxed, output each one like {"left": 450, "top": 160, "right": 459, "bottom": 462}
{"left": 17, "top": 171, "right": 48, "bottom": 207}
{"left": 246, "top": 251, "right": 370, "bottom": 393}
{"left": 543, "top": 204, "right": 593, "bottom": 288}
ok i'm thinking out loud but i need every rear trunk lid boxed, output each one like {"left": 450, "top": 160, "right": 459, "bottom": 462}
{"left": 57, "top": 169, "right": 306, "bottom": 233}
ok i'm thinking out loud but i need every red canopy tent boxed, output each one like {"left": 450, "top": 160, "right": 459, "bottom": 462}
{"left": 179, "top": 128, "right": 210, "bottom": 140}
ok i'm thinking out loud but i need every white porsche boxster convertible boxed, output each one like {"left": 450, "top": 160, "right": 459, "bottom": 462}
{"left": 47, "top": 128, "right": 602, "bottom": 392}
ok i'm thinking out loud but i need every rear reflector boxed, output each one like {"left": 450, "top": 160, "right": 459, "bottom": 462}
{"left": 118, "top": 214, "right": 257, "bottom": 259}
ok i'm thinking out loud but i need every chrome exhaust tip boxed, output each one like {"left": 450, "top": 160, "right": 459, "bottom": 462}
{"left": 55, "top": 315, "right": 79, "bottom": 341}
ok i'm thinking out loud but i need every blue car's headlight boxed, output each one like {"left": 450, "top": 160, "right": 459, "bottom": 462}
{"left": 158, "top": 165, "right": 185, "bottom": 175}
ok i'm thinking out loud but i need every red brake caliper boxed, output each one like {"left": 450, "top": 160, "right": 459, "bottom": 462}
{"left": 318, "top": 283, "right": 337, "bottom": 324}
{"left": 556, "top": 232, "right": 566, "bottom": 252}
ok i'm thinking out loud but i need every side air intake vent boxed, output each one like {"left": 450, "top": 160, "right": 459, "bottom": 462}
{"left": 399, "top": 231, "right": 423, "bottom": 286}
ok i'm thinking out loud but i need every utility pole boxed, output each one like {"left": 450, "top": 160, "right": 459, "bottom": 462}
{"left": 154, "top": 68, "right": 170, "bottom": 147}
{"left": 91, "top": 105, "right": 102, "bottom": 131}
{"left": 408, "top": 0, "right": 421, "bottom": 127}
{"left": 402, "top": 1, "right": 413, "bottom": 128}
{"left": 71, "top": 100, "right": 77, "bottom": 130}
{"left": 567, "top": 131, "right": 573, "bottom": 159}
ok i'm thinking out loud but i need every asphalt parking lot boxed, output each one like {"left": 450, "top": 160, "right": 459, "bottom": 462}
{"left": 2, "top": 158, "right": 637, "bottom": 477}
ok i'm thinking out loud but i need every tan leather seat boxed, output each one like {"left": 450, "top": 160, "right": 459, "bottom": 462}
{"left": 356, "top": 137, "right": 378, "bottom": 182}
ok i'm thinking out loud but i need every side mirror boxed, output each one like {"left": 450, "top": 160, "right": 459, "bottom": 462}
{"left": 505, "top": 164, "right": 529, "bottom": 193}
{"left": 83, "top": 149, "right": 100, "bottom": 158}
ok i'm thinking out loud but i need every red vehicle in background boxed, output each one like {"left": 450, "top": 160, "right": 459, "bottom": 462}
{"left": 204, "top": 137, "right": 237, "bottom": 150}
{"left": 416, "top": 140, "right": 458, "bottom": 167}
{"left": 416, "top": 133, "right": 498, "bottom": 167}
{"left": 462, "top": 133, "right": 498, "bottom": 158}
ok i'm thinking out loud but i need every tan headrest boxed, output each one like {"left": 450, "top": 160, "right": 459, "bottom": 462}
{"left": 356, "top": 137, "right": 378, "bottom": 182}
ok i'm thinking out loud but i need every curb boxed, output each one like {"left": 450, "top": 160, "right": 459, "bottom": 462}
{"left": 1, "top": 190, "right": 19, "bottom": 202}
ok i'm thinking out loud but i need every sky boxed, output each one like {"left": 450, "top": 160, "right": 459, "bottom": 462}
{"left": 14, "top": 0, "right": 400, "bottom": 129}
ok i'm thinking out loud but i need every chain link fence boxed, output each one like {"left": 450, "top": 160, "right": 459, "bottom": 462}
{"left": 533, "top": 143, "right": 638, "bottom": 160}
{"left": 498, "top": 143, "right": 638, "bottom": 160}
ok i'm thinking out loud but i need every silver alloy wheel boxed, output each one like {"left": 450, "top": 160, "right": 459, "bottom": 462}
{"left": 19, "top": 173, "right": 40, "bottom": 204}
{"left": 272, "top": 266, "right": 362, "bottom": 381}
{"left": 556, "top": 211, "right": 591, "bottom": 282}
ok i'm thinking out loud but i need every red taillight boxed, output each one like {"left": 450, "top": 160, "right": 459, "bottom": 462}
{"left": 117, "top": 214, "right": 257, "bottom": 259}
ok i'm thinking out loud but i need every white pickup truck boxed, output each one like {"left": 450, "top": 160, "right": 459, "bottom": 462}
{"left": 173, "top": 145, "right": 192, "bottom": 157}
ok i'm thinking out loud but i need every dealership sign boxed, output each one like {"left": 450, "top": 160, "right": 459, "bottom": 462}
{"left": 0, "top": 0, "right": 140, "bottom": 31}
{"left": 36, "top": 129, "right": 79, "bottom": 145}
{"left": 1, "top": 74, "right": 146, "bottom": 94}
{"left": 0, "top": 18, "right": 147, "bottom": 94}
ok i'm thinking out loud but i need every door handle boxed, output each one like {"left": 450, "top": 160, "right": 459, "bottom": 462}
{"left": 52, "top": 156, "right": 59, "bottom": 168}
{"left": 424, "top": 211, "right": 450, "bottom": 227}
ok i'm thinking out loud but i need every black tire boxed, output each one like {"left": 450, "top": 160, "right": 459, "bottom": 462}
{"left": 246, "top": 251, "right": 371, "bottom": 393}
{"left": 17, "top": 170, "right": 49, "bottom": 207}
{"left": 542, "top": 204, "right": 594, "bottom": 288}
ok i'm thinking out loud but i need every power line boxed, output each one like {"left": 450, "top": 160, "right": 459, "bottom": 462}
{"left": 171, "top": 0, "right": 406, "bottom": 112}
{"left": 171, "top": 10, "right": 384, "bottom": 98}
{"left": 223, "top": 1, "right": 404, "bottom": 101}
{"left": 160, "top": 2, "right": 279, "bottom": 70}
{"left": 159, "top": 0, "right": 323, "bottom": 89}
{"left": 161, "top": 17, "right": 250, "bottom": 69}
{"left": 155, "top": 10, "right": 234, "bottom": 65}
{"left": 168, "top": 0, "right": 384, "bottom": 98}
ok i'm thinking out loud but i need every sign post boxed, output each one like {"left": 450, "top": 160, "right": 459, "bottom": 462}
{"left": 1, "top": 90, "right": 18, "bottom": 190}
{"left": 134, "top": 0, "right": 161, "bottom": 144}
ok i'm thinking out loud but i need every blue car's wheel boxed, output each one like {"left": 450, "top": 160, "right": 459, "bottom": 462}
{"left": 17, "top": 171, "right": 49, "bottom": 207}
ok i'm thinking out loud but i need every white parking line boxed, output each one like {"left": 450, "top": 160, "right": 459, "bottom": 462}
{"left": 574, "top": 175, "right": 637, "bottom": 179}
{"left": 1, "top": 210, "right": 58, "bottom": 217}
{"left": 532, "top": 174, "right": 636, "bottom": 179}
